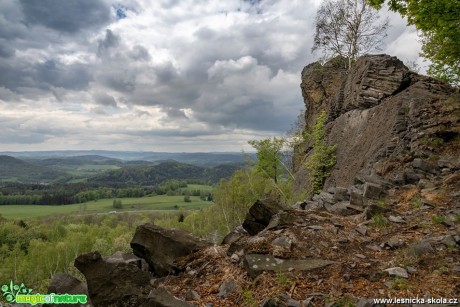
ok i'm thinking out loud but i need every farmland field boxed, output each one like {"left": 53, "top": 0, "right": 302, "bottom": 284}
{"left": 0, "top": 194, "right": 213, "bottom": 219}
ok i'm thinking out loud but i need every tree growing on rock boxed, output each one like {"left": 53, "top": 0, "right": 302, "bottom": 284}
{"left": 312, "top": 0, "right": 389, "bottom": 69}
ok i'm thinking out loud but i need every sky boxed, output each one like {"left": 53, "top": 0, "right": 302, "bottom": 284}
{"left": 0, "top": 0, "right": 425, "bottom": 152}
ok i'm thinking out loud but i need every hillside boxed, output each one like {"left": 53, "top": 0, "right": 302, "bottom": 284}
{"left": 88, "top": 160, "right": 244, "bottom": 186}
{"left": 0, "top": 155, "right": 63, "bottom": 182}
{"left": 57, "top": 54, "right": 459, "bottom": 306}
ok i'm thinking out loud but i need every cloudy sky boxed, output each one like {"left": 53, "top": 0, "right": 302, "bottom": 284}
{"left": 0, "top": 0, "right": 424, "bottom": 152}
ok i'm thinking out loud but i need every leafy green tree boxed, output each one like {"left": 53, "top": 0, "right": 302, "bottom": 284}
{"left": 368, "top": 0, "right": 460, "bottom": 85}
{"left": 248, "top": 137, "right": 285, "bottom": 183}
{"left": 313, "top": 0, "right": 389, "bottom": 69}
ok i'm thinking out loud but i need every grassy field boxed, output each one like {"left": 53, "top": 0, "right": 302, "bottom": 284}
{"left": 0, "top": 195, "right": 213, "bottom": 219}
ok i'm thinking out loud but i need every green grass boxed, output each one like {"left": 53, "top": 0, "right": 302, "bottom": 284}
{"left": 0, "top": 195, "right": 213, "bottom": 219}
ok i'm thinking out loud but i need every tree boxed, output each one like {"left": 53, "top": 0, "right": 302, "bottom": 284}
{"left": 112, "top": 199, "right": 122, "bottom": 209}
{"left": 248, "top": 137, "right": 285, "bottom": 183}
{"left": 368, "top": 0, "right": 460, "bottom": 86}
{"left": 312, "top": 0, "right": 389, "bottom": 69}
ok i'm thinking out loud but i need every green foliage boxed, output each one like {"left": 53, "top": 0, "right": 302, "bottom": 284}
{"left": 391, "top": 277, "right": 410, "bottom": 290}
{"left": 112, "top": 199, "right": 122, "bottom": 209}
{"left": 243, "top": 290, "right": 257, "bottom": 307}
{"left": 275, "top": 270, "right": 292, "bottom": 287}
{"left": 409, "top": 195, "right": 422, "bottom": 209}
{"left": 432, "top": 215, "right": 446, "bottom": 224}
{"left": 303, "top": 112, "right": 337, "bottom": 194}
{"left": 248, "top": 137, "right": 285, "bottom": 183}
{"left": 0, "top": 214, "right": 157, "bottom": 295}
{"left": 371, "top": 214, "right": 390, "bottom": 227}
{"left": 368, "top": 0, "right": 460, "bottom": 86}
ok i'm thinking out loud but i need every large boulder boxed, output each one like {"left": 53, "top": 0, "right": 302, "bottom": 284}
{"left": 130, "top": 223, "right": 211, "bottom": 276}
{"left": 74, "top": 251, "right": 151, "bottom": 306}
{"left": 242, "top": 199, "right": 288, "bottom": 235}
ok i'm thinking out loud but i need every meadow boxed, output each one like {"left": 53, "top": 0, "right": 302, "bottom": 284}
{"left": 0, "top": 184, "right": 213, "bottom": 219}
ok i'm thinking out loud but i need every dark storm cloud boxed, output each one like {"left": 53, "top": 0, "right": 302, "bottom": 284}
{"left": 36, "top": 60, "right": 92, "bottom": 91}
{"left": 0, "top": 41, "right": 15, "bottom": 58}
{"left": 19, "top": 0, "right": 111, "bottom": 34}
{"left": 100, "top": 72, "right": 137, "bottom": 93}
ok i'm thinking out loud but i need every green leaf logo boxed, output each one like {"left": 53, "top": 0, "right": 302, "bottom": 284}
{"left": 1, "top": 280, "right": 34, "bottom": 303}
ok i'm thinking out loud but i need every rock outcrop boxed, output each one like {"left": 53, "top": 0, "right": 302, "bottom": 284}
{"left": 130, "top": 223, "right": 211, "bottom": 276}
{"left": 295, "top": 54, "right": 459, "bottom": 191}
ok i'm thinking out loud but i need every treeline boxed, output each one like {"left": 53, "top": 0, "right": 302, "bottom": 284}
{"left": 153, "top": 179, "right": 213, "bottom": 201}
{"left": 0, "top": 183, "right": 148, "bottom": 206}
{"left": 0, "top": 180, "right": 213, "bottom": 206}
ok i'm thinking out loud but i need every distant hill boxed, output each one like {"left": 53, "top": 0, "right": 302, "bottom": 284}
{"left": 88, "top": 160, "right": 245, "bottom": 186}
{"left": 27, "top": 155, "right": 124, "bottom": 168}
{"left": 1, "top": 151, "right": 255, "bottom": 167}
{"left": 0, "top": 155, "right": 63, "bottom": 182}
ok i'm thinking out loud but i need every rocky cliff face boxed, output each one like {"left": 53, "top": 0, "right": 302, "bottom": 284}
{"left": 295, "top": 54, "right": 459, "bottom": 192}
{"left": 52, "top": 55, "right": 459, "bottom": 307}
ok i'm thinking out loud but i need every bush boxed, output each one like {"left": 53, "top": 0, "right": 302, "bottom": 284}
{"left": 112, "top": 199, "right": 122, "bottom": 209}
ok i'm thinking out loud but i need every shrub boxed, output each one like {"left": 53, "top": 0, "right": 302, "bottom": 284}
{"left": 112, "top": 199, "right": 122, "bottom": 209}
{"left": 304, "top": 111, "right": 337, "bottom": 194}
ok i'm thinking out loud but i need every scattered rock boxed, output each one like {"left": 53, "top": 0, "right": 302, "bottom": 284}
{"left": 407, "top": 240, "right": 434, "bottom": 257}
{"left": 261, "top": 298, "right": 280, "bottom": 307}
{"left": 184, "top": 290, "right": 201, "bottom": 301}
{"left": 328, "top": 187, "right": 350, "bottom": 201}
{"left": 326, "top": 201, "right": 362, "bottom": 216}
{"left": 383, "top": 238, "right": 404, "bottom": 249}
{"left": 130, "top": 223, "right": 211, "bottom": 276}
{"left": 221, "top": 225, "right": 248, "bottom": 245}
{"left": 147, "top": 288, "right": 192, "bottom": 307}
{"left": 218, "top": 279, "right": 242, "bottom": 298}
{"left": 242, "top": 199, "right": 288, "bottom": 235}
{"left": 440, "top": 235, "right": 457, "bottom": 247}
{"left": 384, "top": 267, "right": 409, "bottom": 278}
{"left": 364, "top": 203, "right": 389, "bottom": 219}
{"left": 363, "top": 182, "right": 384, "bottom": 200}
{"left": 388, "top": 215, "right": 405, "bottom": 223}
{"left": 266, "top": 210, "right": 305, "bottom": 230}
{"left": 413, "top": 158, "right": 439, "bottom": 174}
{"left": 243, "top": 254, "right": 335, "bottom": 278}
{"left": 354, "top": 227, "right": 367, "bottom": 236}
